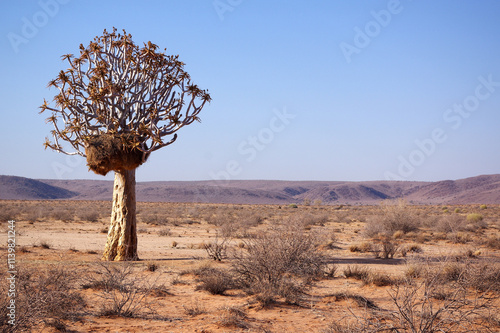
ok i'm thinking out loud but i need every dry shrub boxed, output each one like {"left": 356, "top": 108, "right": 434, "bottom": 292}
{"left": 24, "top": 209, "right": 41, "bottom": 223}
{"left": 386, "top": 279, "right": 475, "bottom": 333}
{"left": 195, "top": 268, "right": 234, "bottom": 295}
{"left": 400, "top": 243, "right": 423, "bottom": 257}
{"left": 334, "top": 210, "right": 350, "bottom": 223}
{"left": 342, "top": 267, "right": 395, "bottom": 286}
{"left": 349, "top": 244, "right": 361, "bottom": 252}
{"left": 157, "top": 227, "right": 171, "bottom": 236}
{"left": 372, "top": 236, "right": 399, "bottom": 259}
{"left": 349, "top": 241, "right": 372, "bottom": 253}
{"left": 485, "top": 236, "right": 500, "bottom": 250}
{"left": 148, "top": 284, "right": 171, "bottom": 297}
{"left": 251, "top": 283, "right": 278, "bottom": 308}
{"left": 43, "top": 318, "right": 68, "bottom": 331}
{"left": 146, "top": 262, "right": 158, "bottom": 272}
{"left": 179, "top": 260, "right": 214, "bottom": 276}
{"left": 323, "top": 320, "right": 370, "bottom": 333}
{"left": 415, "top": 232, "right": 430, "bottom": 243}
{"left": 405, "top": 262, "right": 424, "bottom": 279}
{"left": 19, "top": 246, "right": 31, "bottom": 253}
{"left": 326, "top": 292, "right": 379, "bottom": 309}
{"left": 447, "top": 232, "right": 472, "bottom": 244}
{"left": 335, "top": 262, "right": 499, "bottom": 333}
{"left": 368, "top": 272, "right": 396, "bottom": 287}
{"left": 0, "top": 266, "right": 84, "bottom": 332}
{"left": 323, "top": 264, "right": 338, "bottom": 279}
{"left": 238, "top": 210, "right": 264, "bottom": 228}
{"left": 82, "top": 263, "right": 159, "bottom": 318}
{"left": 392, "top": 230, "right": 404, "bottom": 239}
{"left": 437, "top": 213, "right": 487, "bottom": 234}
{"left": 415, "top": 258, "right": 500, "bottom": 294}
{"left": 50, "top": 208, "right": 74, "bottom": 222}
{"left": 438, "top": 261, "right": 466, "bottom": 282}
{"left": 292, "top": 212, "right": 329, "bottom": 228}
{"left": 435, "top": 214, "right": 467, "bottom": 233}
{"left": 231, "top": 221, "right": 325, "bottom": 305}
{"left": 407, "top": 243, "right": 423, "bottom": 253}
{"left": 0, "top": 205, "right": 16, "bottom": 222}
{"left": 216, "top": 306, "right": 248, "bottom": 329}
{"left": 207, "top": 212, "right": 241, "bottom": 238}
{"left": 462, "top": 261, "right": 500, "bottom": 293}
{"left": 343, "top": 265, "right": 370, "bottom": 281}
{"left": 462, "top": 247, "right": 481, "bottom": 258}
{"left": 39, "top": 240, "right": 52, "bottom": 249}
{"left": 365, "top": 199, "right": 421, "bottom": 237}
{"left": 183, "top": 301, "right": 206, "bottom": 316}
{"left": 141, "top": 212, "right": 168, "bottom": 225}
{"left": 77, "top": 210, "right": 100, "bottom": 222}
{"left": 203, "top": 233, "right": 228, "bottom": 261}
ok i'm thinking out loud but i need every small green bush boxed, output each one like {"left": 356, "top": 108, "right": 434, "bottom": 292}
{"left": 466, "top": 213, "right": 483, "bottom": 223}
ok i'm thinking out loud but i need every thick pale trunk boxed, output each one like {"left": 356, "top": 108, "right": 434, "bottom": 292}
{"left": 102, "top": 169, "right": 138, "bottom": 261}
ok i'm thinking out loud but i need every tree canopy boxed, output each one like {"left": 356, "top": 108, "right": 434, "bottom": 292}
{"left": 40, "top": 28, "right": 211, "bottom": 157}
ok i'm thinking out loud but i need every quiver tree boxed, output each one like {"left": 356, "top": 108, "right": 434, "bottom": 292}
{"left": 40, "top": 28, "right": 211, "bottom": 261}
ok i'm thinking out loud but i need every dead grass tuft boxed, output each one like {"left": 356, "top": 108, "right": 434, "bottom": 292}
{"left": 195, "top": 268, "right": 235, "bottom": 295}
{"left": 216, "top": 306, "right": 248, "bottom": 329}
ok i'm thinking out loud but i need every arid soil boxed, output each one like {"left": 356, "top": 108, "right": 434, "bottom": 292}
{"left": 1, "top": 200, "right": 500, "bottom": 332}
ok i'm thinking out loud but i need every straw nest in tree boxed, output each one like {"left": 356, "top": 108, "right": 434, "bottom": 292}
{"left": 85, "top": 134, "right": 149, "bottom": 176}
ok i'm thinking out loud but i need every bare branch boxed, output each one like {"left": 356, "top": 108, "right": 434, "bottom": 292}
{"left": 42, "top": 28, "right": 210, "bottom": 157}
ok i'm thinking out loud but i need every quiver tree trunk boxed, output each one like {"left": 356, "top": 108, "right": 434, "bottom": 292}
{"left": 102, "top": 169, "right": 138, "bottom": 261}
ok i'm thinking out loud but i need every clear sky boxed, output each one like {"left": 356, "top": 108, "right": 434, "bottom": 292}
{"left": 1, "top": 0, "right": 499, "bottom": 182}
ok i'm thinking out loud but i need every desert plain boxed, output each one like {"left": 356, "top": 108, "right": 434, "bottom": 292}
{"left": 1, "top": 199, "right": 500, "bottom": 332}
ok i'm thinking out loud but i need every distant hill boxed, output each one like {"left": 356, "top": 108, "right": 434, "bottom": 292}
{"left": 1, "top": 174, "right": 500, "bottom": 204}
{"left": 0, "top": 175, "right": 77, "bottom": 200}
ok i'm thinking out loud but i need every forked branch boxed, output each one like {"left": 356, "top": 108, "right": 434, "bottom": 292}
{"left": 41, "top": 28, "right": 211, "bottom": 157}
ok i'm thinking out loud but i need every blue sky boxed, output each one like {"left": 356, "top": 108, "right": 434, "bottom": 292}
{"left": 1, "top": 0, "right": 499, "bottom": 182}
